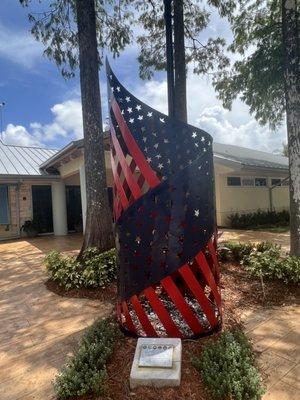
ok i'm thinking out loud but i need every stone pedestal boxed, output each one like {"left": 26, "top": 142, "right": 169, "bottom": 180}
{"left": 130, "top": 338, "right": 182, "bottom": 389}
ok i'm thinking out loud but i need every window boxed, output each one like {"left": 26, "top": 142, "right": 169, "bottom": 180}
{"left": 271, "top": 178, "right": 282, "bottom": 187}
{"left": 242, "top": 178, "right": 254, "bottom": 187}
{"left": 0, "top": 185, "right": 9, "bottom": 225}
{"left": 255, "top": 177, "right": 267, "bottom": 187}
{"left": 227, "top": 177, "right": 241, "bottom": 186}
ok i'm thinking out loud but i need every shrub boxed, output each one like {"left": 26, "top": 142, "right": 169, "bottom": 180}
{"left": 228, "top": 209, "right": 290, "bottom": 229}
{"left": 218, "top": 242, "right": 274, "bottom": 262}
{"left": 44, "top": 247, "right": 117, "bottom": 290}
{"left": 244, "top": 247, "right": 300, "bottom": 284}
{"left": 192, "top": 330, "right": 264, "bottom": 400}
{"left": 54, "top": 318, "right": 121, "bottom": 399}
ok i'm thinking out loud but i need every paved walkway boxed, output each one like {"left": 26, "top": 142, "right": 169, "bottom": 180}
{"left": 242, "top": 306, "right": 299, "bottom": 400}
{"left": 0, "top": 235, "right": 113, "bottom": 400}
{"left": 220, "top": 228, "right": 290, "bottom": 252}
{"left": 0, "top": 234, "right": 298, "bottom": 400}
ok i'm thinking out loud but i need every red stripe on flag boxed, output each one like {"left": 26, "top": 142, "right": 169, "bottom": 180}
{"left": 111, "top": 98, "right": 160, "bottom": 189}
{"left": 110, "top": 125, "right": 142, "bottom": 200}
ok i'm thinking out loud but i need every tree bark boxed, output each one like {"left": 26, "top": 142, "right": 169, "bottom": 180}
{"left": 173, "top": 0, "right": 187, "bottom": 122}
{"left": 164, "top": 0, "right": 175, "bottom": 118}
{"left": 282, "top": 0, "right": 300, "bottom": 255}
{"left": 76, "top": 0, "right": 114, "bottom": 257}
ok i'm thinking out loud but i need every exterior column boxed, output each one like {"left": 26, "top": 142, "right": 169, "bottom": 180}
{"left": 51, "top": 181, "right": 68, "bottom": 236}
{"left": 79, "top": 164, "right": 87, "bottom": 232}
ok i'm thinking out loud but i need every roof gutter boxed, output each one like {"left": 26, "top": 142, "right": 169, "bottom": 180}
{"left": 40, "top": 140, "right": 84, "bottom": 169}
{"left": 0, "top": 174, "right": 61, "bottom": 182}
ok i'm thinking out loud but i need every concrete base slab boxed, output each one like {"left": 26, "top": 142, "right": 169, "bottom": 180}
{"left": 130, "top": 338, "right": 182, "bottom": 389}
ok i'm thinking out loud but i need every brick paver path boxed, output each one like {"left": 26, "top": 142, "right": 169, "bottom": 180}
{"left": 220, "top": 228, "right": 290, "bottom": 252}
{"left": 242, "top": 306, "right": 299, "bottom": 400}
{"left": 0, "top": 235, "right": 113, "bottom": 400}
{"left": 0, "top": 235, "right": 298, "bottom": 400}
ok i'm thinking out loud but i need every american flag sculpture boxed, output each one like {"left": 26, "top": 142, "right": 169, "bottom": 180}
{"left": 107, "top": 61, "right": 222, "bottom": 338}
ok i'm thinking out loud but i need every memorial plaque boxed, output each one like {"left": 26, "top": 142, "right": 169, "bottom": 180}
{"left": 139, "top": 344, "right": 174, "bottom": 368}
{"left": 130, "top": 338, "right": 182, "bottom": 388}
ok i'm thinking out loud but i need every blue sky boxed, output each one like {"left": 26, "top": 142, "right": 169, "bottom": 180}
{"left": 0, "top": 0, "right": 286, "bottom": 153}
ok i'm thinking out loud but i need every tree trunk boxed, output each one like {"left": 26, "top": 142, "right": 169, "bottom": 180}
{"left": 76, "top": 0, "right": 114, "bottom": 257}
{"left": 173, "top": 0, "right": 187, "bottom": 122}
{"left": 282, "top": 0, "right": 300, "bottom": 256}
{"left": 164, "top": 0, "right": 175, "bottom": 118}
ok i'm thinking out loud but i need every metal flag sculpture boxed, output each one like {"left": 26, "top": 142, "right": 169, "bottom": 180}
{"left": 107, "top": 60, "right": 222, "bottom": 338}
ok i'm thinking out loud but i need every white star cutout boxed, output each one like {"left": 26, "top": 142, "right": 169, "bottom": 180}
{"left": 147, "top": 157, "right": 152, "bottom": 163}
{"left": 154, "top": 143, "right": 159, "bottom": 149}
{"left": 129, "top": 118, "right": 134, "bottom": 123}
{"left": 194, "top": 209, "right": 200, "bottom": 217}
{"left": 158, "top": 163, "right": 164, "bottom": 169}
{"left": 155, "top": 154, "right": 162, "bottom": 159}
{"left": 121, "top": 109, "right": 124, "bottom": 115}
{"left": 152, "top": 132, "right": 157, "bottom": 137}
{"left": 147, "top": 112, "right": 153, "bottom": 117}
{"left": 142, "top": 137, "right": 147, "bottom": 142}
{"left": 136, "top": 104, "right": 141, "bottom": 111}
{"left": 125, "top": 96, "right": 131, "bottom": 102}
{"left": 144, "top": 147, "right": 148, "bottom": 153}
{"left": 138, "top": 115, "right": 143, "bottom": 120}
{"left": 201, "top": 136, "right": 205, "bottom": 142}
{"left": 116, "top": 86, "right": 120, "bottom": 92}
{"left": 159, "top": 117, "right": 165, "bottom": 123}
{"left": 192, "top": 132, "right": 197, "bottom": 138}
{"left": 127, "top": 107, "right": 132, "bottom": 113}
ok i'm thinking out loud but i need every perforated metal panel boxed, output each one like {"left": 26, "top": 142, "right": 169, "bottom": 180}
{"left": 107, "top": 60, "right": 222, "bottom": 338}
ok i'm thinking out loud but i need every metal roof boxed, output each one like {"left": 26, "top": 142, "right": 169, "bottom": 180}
{"left": 0, "top": 140, "right": 58, "bottom": 177}
{"left": 0, "top": 139, "right": 289, "bottom": 178}
{"left": 213, "top": 142, "right": 288, "bottom": 171}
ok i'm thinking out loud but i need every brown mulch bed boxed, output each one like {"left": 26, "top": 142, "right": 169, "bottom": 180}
{"left": 221, "top": 261, "right": 299, "bottom": 311}
{"left": 45, "top": 279, "right": 118, "bottom": 302}
{"left": 48, "top": 262, "right": 299, "bottom": 400}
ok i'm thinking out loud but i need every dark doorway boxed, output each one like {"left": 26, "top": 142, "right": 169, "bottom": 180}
{"left": 66, "top": 186, "right": 82, "bottom": 232}
{"left": 32, "top": 185, "right": 53, "bottom": 234}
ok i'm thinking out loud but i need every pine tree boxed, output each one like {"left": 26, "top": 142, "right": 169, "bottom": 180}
{"left": 213, "top": 0, "right": 300, "bottom": 255}
{"left": 20, "top": 0, "right": 133, "bottom": 254}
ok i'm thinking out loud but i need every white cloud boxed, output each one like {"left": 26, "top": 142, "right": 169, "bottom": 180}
{"left": 129, "top": 71, "right": 286, "bottom": 153}
{"left": 0, "top": 23, "right": 43, "bottom": 69}
{"left": 2, "top": 123, "right": 43, "bottom": 147}
{"left": 31, "top": 100, "right": 83, "bottom": 142}
{"left": 2, "top": 99, "right": 83, "bottom": 147}
{"left": 196, "top": 106, "right": 286, "bottom": 153}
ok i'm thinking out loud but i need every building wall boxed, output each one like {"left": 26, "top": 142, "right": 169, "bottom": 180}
{"left": 0, "top": 182, "right": 32, "bottom": 240}
{"left": 215, "top": 165, "right": 289, "bottom": 226}
{"left": 58, "top": 152, "right": 113, "bottom": 186}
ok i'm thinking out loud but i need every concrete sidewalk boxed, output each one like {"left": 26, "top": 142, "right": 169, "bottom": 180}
{"left": 220, "top": 228, "right": 290, "bottom": 252}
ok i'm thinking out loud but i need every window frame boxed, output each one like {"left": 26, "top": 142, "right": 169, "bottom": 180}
{"left": 227, "top": 176, "right": 241, "bottom": 187}
{"left": 241, "top": 177, "right": 255, "bottom": 187}
{"left": 254, "top": 177, "right": 267, "bottom": 187}
{"left": 0, "top": 184, "right": 10, "bottom": 225}
{"left": 271, "top": 178, "right": 282, "bottom": 187}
